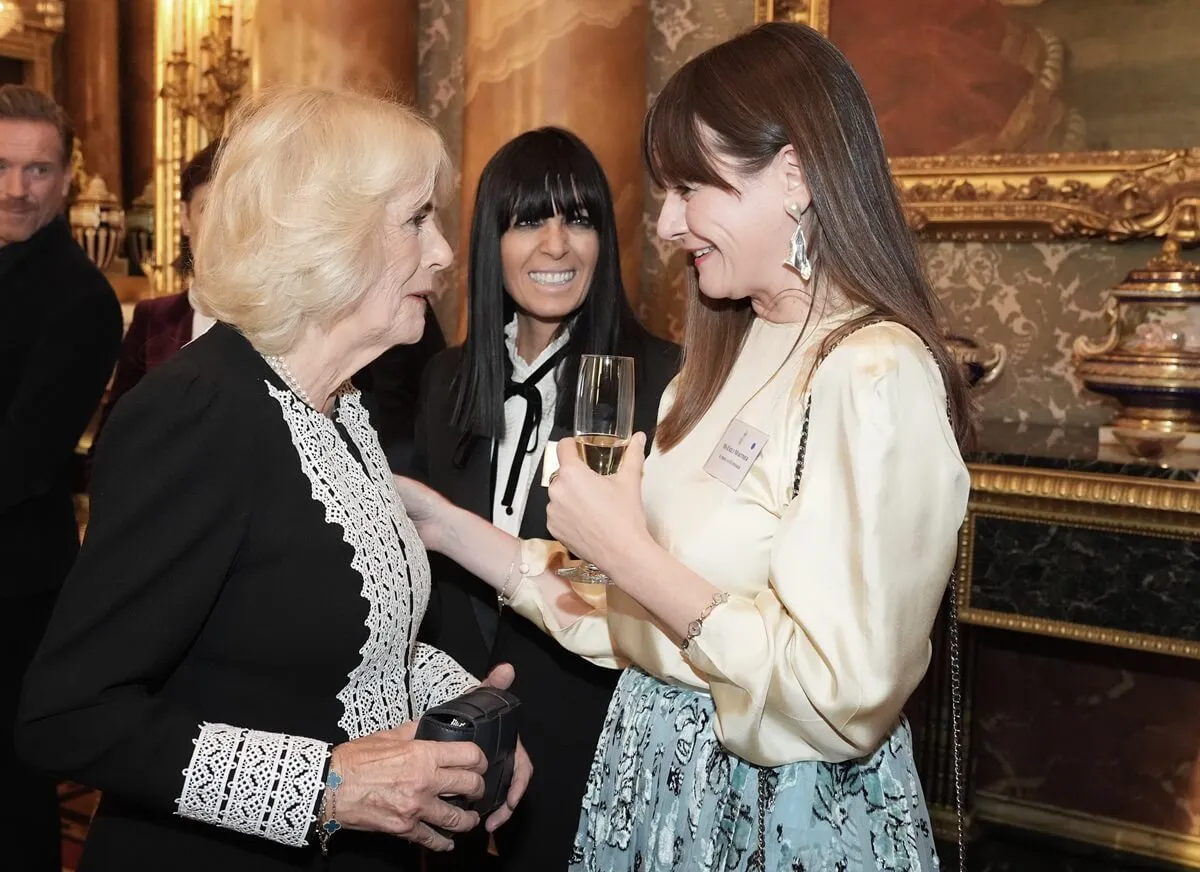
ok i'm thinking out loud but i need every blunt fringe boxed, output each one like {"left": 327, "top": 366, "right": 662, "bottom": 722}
{"left": 451, "top": 126, "right": 642, "bottom": 442}
{"left": 644, "top": 22, "right": 973, "bottom": 451}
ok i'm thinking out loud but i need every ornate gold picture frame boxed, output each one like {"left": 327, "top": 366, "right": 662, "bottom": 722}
{"left": 754, "top": 0, "right": 1200, "bottom": 244}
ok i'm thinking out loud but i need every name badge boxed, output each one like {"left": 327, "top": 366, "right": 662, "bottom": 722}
{"left": 703, "top": 419, "right": 768, "bottom": 490}
{"left": 540, "top": 440, "right": 560, "bottom": 487}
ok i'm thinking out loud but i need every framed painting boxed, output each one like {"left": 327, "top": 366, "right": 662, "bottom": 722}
{"left": 754, "top": 0, "right": 1200, "bottom": 243}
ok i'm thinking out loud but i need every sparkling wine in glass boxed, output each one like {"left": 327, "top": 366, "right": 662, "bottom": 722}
{"left": 575, "top": 433, "right": 628, "bottom": 476}
{"left": 557, "top": 354, "right": 635, "bottom": 588}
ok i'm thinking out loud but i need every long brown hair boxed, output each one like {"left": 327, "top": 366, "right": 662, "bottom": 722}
{"left": 646, "top": 22, "right": 973, "bottom": 450}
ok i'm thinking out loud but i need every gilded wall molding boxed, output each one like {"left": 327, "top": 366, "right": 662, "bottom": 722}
{"left": 755, "top": 1, "right": 1200, "bottom": 242}
{"left": 956, "top": 603, "right": 1200, "bottom": 661}
{"left": 974, "top": 793, "right": 1200, "bottom": 868}
{"left": 968, "top": 463, "right": 1200, "bottom": 515}
{"left": 897, "top": 149, "right": 1200, "bottom": 243}
{"left": 955, "top": 499, "right": 1200, "bottom": 661}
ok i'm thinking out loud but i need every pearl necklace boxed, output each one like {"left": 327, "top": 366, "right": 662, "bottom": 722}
{"left": 264, "top": 354, "right": 318, "bottom": 410}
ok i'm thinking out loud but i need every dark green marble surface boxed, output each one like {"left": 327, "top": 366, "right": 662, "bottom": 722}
{"left": 968, "top": 515, "right": 1200, "bottom": 641}
{"left": 969, "top": 422, "right": 1200, "bottom": 482}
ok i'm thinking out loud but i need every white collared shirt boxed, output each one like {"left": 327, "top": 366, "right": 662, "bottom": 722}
{"left": 492, "top": 317, "right": 570, "bottom": 536}
{"left": 187, "top": 285, "right": 215, "bottom": 343}
{"left": 192, "top": 309, "right": 215, "bottom": 341}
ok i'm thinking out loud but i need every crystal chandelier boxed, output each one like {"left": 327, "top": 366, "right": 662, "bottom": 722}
{"left": 0, "top": 1, "right": 24, "bottom": 40}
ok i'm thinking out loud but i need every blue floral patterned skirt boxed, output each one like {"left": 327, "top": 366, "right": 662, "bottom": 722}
{"left": 570, "top": 667, "right": 940, "bottom": 872}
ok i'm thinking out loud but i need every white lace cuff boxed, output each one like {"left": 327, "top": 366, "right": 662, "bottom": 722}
{"left": 409, "top": 643, "right": 479, "bottom": 716}
{"left": 175, "top": 722, "right": 329, "bottom": 847}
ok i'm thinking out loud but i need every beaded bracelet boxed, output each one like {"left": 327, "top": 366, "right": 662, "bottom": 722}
{"left": 680, "top": 591, "right": 730, "bottom": 652}
{"left": 316, "top": 765, "right": 343, "bottom": 855}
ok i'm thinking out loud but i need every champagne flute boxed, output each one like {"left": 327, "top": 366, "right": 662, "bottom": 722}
{"left": 557, "top": 354, "right": 635, "bottom": 589}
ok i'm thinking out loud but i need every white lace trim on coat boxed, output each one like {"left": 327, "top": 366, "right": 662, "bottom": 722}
{"left": 266, "top": 384, "right": 475, "bottom": 735}
{"left": 175, "top": 723, "right": 327, "bottom": 847}
{"left": 174, "top": 383, "right": 475, "bottom": 848}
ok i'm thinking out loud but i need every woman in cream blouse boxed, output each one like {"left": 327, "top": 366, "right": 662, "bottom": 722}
{"left": 398, "top": 21, "right": 972, "bottom": 872}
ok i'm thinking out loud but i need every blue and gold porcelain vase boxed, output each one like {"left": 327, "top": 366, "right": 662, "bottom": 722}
{"left": 1074, "top": 241, "right": 1200, "bottom": 457}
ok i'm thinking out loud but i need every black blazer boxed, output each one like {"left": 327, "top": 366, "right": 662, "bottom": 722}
{"left": 413, "top": 322, "right": 680, "bottom": 870}
{"left": 0, "top": 218, "right": 122, "bottom": 599}
{"left": 18, "top": 324, "right": 472, "bottom": 872}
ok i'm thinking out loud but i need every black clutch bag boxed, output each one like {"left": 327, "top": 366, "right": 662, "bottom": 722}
{"left": 414, "top": 686, "right": 521, "bottom": 816}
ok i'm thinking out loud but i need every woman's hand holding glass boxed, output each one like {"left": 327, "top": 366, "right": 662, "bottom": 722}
{"left": 545, "top": 430, "right": 654, "bottom": 589}
{"left": 555, "top": 354, "right": 638, "bottom": 585}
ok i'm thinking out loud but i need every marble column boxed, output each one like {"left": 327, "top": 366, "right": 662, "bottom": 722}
{"left": 457, "top": 0, "right": 648, "bottom": 341}
{"left": 118, "top": 0, "right": 156, "bottom": 206}
{"left": 248, "top": 0, "right": 420, "bottom": 99}
{"left": 63, "top": 0, "right": 123, "bottom": 195}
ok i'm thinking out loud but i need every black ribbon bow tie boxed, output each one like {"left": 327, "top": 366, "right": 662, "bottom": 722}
{"left": 493, "top": 346, "right": 570, "bottom": 516}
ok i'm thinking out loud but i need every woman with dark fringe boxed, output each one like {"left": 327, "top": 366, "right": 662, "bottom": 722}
{"left": 413, "top": 127, "right": 679, "bottom": 871}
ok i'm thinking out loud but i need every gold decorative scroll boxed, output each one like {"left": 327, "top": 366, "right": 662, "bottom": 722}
{"left": 154, "top": 0, "right": 251, "bottom": 295}
{"left": 897, "top": 149, "right": 1200, "bottom": 244}
{"left": 755, "top": 0, "right": 1200, "bottom": 243}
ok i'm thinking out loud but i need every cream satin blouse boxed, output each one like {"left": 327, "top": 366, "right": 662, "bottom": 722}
{"left": 508, "top": 314, "right": 970, "bottom": 767}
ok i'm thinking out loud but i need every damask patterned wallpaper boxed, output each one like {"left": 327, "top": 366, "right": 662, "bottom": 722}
{"left": 927, "top": 238, "right": 1162, "bottom": 429}
{"left": 416, "top": 0, "right": 466, "bottom": 334}
{"left": 417, "top": 0, "right": 1148, "bottom": 430}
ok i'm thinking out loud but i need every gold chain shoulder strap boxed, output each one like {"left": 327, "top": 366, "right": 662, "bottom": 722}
{"left": 790, "top": 316, "right": 889, "bottom": 500}
{"left": 787, "top": 316, "right": 967, "bottom": 872}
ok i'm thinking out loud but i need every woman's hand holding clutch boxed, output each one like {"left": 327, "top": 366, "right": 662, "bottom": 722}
{"left": 328, "top": 726, "right": 487, "bottom": 851}
{"left": 477, "top": 663, "right": 533, "bottom": 833}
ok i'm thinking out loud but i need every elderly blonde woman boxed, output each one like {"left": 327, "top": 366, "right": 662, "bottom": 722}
{"left": 16, "top": 86, "right": 530, "bottom": 872}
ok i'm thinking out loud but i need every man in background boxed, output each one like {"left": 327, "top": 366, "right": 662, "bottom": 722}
{"left": 0, "top": 84, "right": 122, "bottom": 872}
